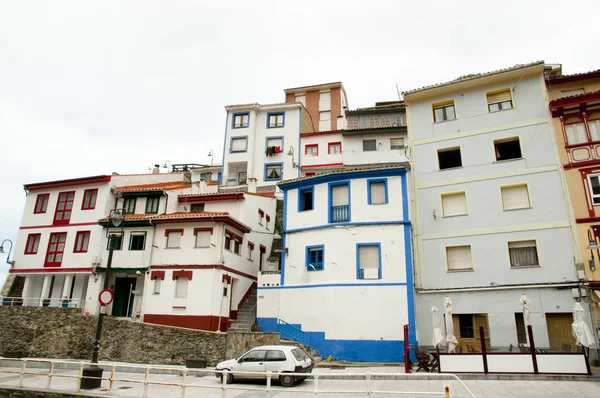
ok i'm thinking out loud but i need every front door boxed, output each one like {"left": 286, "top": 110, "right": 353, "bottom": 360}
{"left": 546, "top": 313, "right": 576, "bottom": 351}
{"left": 113, "top": 277, "right": 136, "bottom": 317}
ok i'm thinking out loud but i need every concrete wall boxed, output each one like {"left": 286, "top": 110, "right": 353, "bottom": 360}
{"left": 300, "top": 133, "right": 344, "bottom": 168}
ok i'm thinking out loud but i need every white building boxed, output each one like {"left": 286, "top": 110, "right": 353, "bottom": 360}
{"left": 256, "top": 166, "right": 414, "bottom": 362}
{"left": 404, "top": 62, "right": 581, "bottom": 351}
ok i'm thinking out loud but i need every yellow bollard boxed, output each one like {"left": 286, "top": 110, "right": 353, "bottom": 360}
{"left": 444, "top": 385, "right": 450, "bottom": 398}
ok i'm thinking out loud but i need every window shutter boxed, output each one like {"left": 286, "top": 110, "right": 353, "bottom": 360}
{"left": 359, "top": 246, "right": 379, "bottom": 269}
{"left": 501, "top": 185, "right": 530, "bottom": 210}
{"left": 370, "top": 182, "right": 386, "bottom": 204}
{"left": 167, "top": 231, "right": 182, "bottom": 248}
{"left": 267, "top": 137, "right": 283, "bottom": 148}
{"left": 442, "top": 193, "right": 467, "bottom": 216}
{"left": 446, "top": 246, "right": 472, "bottom": 270}
{"left": 232, "top": 138, "right": 246, "bottom": 151}
{"left": 565, "top": 123, "right": 587, "bottom": 145}
{"left": 195, "top": 231, "right": 210, "bottom": 247}
{"left": 487, "top": 90, "right": 511, "bottom": 104}
{"left": 175, "top": 277, "right": 188, "bottom": 298}
{"left": 332, "top": 185, "right": 348, "bottom": 206}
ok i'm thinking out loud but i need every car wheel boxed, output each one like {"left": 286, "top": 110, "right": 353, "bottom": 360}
{"left": 219, "top": 370, "right": 234, "bottom": 384}
{"left": 279, "top": 374, "right": 295, "bottom": 387}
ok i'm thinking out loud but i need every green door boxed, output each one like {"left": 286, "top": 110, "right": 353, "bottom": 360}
{"left": 112, "top": 277, "right": 136, "bottom": 317}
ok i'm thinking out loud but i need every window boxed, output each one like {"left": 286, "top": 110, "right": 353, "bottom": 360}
{"left": 258, "top": 209, "right": 264, "bottom": 225}
{"left": 295, "top": 94, "right": 306, "bottom": 106}
{"left": 363, "top": 139, "right": 377, "bottom": 152}
{"left": 81, "top": 189, "right": 98, "bottom": 210}
{"left": 319, "top": 111, "right": 331, "bottom": 130}
{"left": 368, "top": 179, "right": 388, "bottom": 205}
{"left": 107, "top": 233, "right": 123, "bottom": 250}
{"left": 501, "top": 184, "right": 530, "bottom": 210}
{"left": 265, "top": 137, "right": 283, "bottom": 155}
{"left": 438, "top": 147, "right": 462, "bottom": 169}
{"left": 319, "top": 91, "right": 331, "bottom": 110}
{"left": 248, "top": 242, "right": 254, "bottom": 260}
{"left": 232, "top": 112, "right": 249, "bottom": 128}
{"left": 224, "top": 231, "right": 242, "bottom": 254}
{"left": 24, "top": 234, "right": 41, "bottom": 255}
{"left": 357, "top": 244, "right": 381, "bottom": 279}
{"left": 53, "top": 191, "right": 75, "bottom": 225}
{"left": 299, "top": 187, "right": 314, "bottom": 211}
{"left": 153, "top": 278, "right": 161, "bottom": 294}
{"left": 129, "top": 232, "right": 146, "bottom": 251}
{"left": 328, "top": 142, "right": 341, "bottom": 154}
{"left": 291, "top": 347, "right": 309, "bottom": 362}
{"left": 175, "top": 277, "right": 188, "bottom": 298}
{"left": 390, "top": 138, "right": 404, "bottom": 150}
{"left": 124, "top": 197, "right": 136, "bottom": 214}
{"left": 561, "top": 88, "right": 584, "bottom": 98}
{"left": 589, "top": 175, "right": 600, "bottom": 205}
{"left": 73, "top": 231, "right": 90, "bottom": 253}
{"left": 458, "top": 314, "right": 475, "bottom": 338}
{"left": 565, "top": 122, "right": 588, "bottom": 145}
{"left": 190, "top": 203, "right": 205, "bottom": 212}
{"left": 145, "top": 197, "right": 160, "bottom": 214}
{"left": 34, "top": 194, "right": 49, "bottom": 214}
{"left": 454, "top": 314, "right": 489, "bottom": 341}
{"left": 45, "top": 232, "right": 67, "bottom": 267}
{"left": 267, "top": 112, "right": 285, "bottom": 128}
{"left": 433, "top": 101, "right": 456, "bottom": 122}
{"left": 305, "top": 144, "right": 318, "bottom": 156}
{"left": 487, "top": 89, "right": 513, "bottom": 112}
{"left": 305, "top": 172, "right": 316, "bottom": 177}
{"left": 265, "top": 164, "right": 283, "bottom": 181}
{"left": 441, "top": 192, "right": 467, "bottom": 217}
{"left": 588, "top": 119, "right": 600, "bottom": 142}
{"left": 166, "top": 229, "right": 183, "bottom": 248}
{"left": 266, "top": 214, "right": 270, "bottom": 230}
{"left": 240, "top": 350, "right": 266, "bottom": 362}
{"left": 266, "top": 350, "right": 286, "bottom": 362}
{"left": 306, "top": 245, "right": 324, "bottom": 271}
{"left": 514, "top": 313, "right": 527, "bottom": 344}
{"left": 494, "top": 137, "right": 522, "bottom": 161}
{"left": 508, "top": 240, "right": 539, "bottom": 267}
{"left": 194, "top": 228, "right": 211, "bottom": 248}
{"left": 329, "top": 182, "right": 350, "bottom": 223}
{"left": 230, "top": 136, "right": 248, "bottom": 153}
{"left": 238, "top": 172, "right": 247, "bottom": 185}
{"left": 446, "top": 245, "right": 473, "bottom": 271}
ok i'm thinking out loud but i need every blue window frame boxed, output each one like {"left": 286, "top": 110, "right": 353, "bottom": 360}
{"left": 305, "top": 245, "right": 324, "bottom": 271}
{"left": 298, "top": 186, "right": 314, "bottom": 212}
{"left": 264, "top": 163, "right": 283, "bottom": 182}
{"left": 232, "top": 112, "right": 250, "bottom": 129}
{"left": 328, "top": 181, "right": 350, "bottom": 223}
{"left": 267, "top": 112, "right": 285, "bottom": 128}
{"left": 367, "top": 178, "right": 388, "bottom": 205}
{"left": 230, "top": 136, "right": 248, "bottom": 153}
{"left": 356, "top": 243, "right": 382, "bottom": 280}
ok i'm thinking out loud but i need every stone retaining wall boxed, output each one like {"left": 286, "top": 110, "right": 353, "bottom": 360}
{"left": 0, "top": 307, "right": 278, "bottom": 366}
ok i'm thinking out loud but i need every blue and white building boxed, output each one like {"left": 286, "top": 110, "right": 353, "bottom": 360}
{"left": 256, "top": 166, "right": 415, "bottom": 362}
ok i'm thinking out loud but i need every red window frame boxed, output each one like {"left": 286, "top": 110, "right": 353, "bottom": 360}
{"left": 305, "top": 144, "right": 318, "bottom": 156}
{"left": 305, "top": 172, "right": 316, "bottom": 177}
{"left": 328, "top": 142, "right": 342, "bottom": 154}
{"left": 53, "top": 191, "right": 75, "bottom": 225}
{"left": 81, "top": 189, "right": 98, "bottom": 210}
{"left": 73, "top": 231, "right": 91, "bottom": 253}
{"left": 44, "top": 232, "right": 67, "bottom": 267}
{"left": 24, "top": 233, "right": 41, "bottom": 255}
{"left": 34, "top": 194, "right": 50, "bottom": 214}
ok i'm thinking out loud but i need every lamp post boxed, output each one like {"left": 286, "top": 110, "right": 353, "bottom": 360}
{"left": 0, "top": 239, "right": 15, "bottom": 267}
{"left": 80, "top": 210, "right": 124, "bottom": 390}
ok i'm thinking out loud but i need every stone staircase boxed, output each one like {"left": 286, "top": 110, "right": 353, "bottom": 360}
{"left": 227, "top": 287, "right": 257, "bottom": 331}
{"left": 5, "top": 276, "right": 25, "bottom": 298}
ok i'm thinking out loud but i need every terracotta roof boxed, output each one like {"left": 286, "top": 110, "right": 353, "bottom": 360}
{"left": 547, "top": 69, "right": 600, "bottom": 84}
{"left": 284, "top": 82, "right": 343, "bottom": 92}
{"left": 179, "top": 191, "right": 245, "bottom": 198}
{"left": 549, "top": 89, "right": 600, "bottom": 109}
{"left": 224, "top": 102, "right": 302, "bottom": 110}
{"left": 25, "top": 175, "right": 111, "bottom": 191}
{"left": 278, "top": 163, "right": 410, "bottom": 186}
{"left": 300, "top": 129, "right": 342, "bottom": 137}
{"left": 347, "top": 102, "right": 405, "bottom": 113}
{"left": 151, "top": 212, "right": 228, "bottom": 219}
{"left": 113, "top": 181, "right": 189, "bottom": 193}
{"left": 343, "top": 126, "right": 407, "bottom": 135}
{"left": 403, "top": 61, "right": 545, "bottom": 96}
{"left": 99, "top": 213, "right": 154, "bottom": 222}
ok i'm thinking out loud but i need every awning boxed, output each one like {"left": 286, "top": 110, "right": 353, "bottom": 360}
{"left": 95, "top": 267, "right": 148, "bottom": 275}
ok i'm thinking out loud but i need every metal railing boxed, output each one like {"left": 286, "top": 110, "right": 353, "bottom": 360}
{"left": 248, "top": 304, "right": 257, "bottom": 330}
{"left": 0, "top": 297, "right": 86, "bottom": 308}
{"left": 0, "top": 358, "right": 475, "bottom": 397}
{"left": 330, "top": 205, "right": 349, "bottom": 222}
{"left": 277, "top": 319, "right": 312, "bottom": 348}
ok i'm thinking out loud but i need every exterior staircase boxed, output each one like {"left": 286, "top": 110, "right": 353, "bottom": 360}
{"left": 227, "top": 287, "right": 257, "bottom": 331}
{"left": 5, "top": 276, "right": 25, "bottom": 298}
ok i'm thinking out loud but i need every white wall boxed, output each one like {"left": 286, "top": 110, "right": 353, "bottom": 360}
{"left": 300, "top": 133, "right": 343, "bottom": 168}
{"left": 342, "top": 133, "right": 409, "bottom": 166}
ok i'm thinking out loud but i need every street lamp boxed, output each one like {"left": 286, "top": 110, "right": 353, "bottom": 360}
{"left": 586, "top": 230, "right": 599, "bottom": 272}
{"left": 0, "top": 239, "right": 15, "bottom": 267}
{"left": 80, "top": 209, "right": 124, "bottom": 390}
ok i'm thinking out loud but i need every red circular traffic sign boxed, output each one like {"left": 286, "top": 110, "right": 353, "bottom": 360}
{"left": 98, "top": 289, "right": 114, "bottom": 306}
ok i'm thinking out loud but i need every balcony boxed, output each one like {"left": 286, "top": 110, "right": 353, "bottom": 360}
{"left": 224, "top": 162, "right": 248, "bottom": 187}
{"left": 330, "top": 205, "right": 349, "bottom": 222}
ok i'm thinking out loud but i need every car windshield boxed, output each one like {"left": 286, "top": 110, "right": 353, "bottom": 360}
{"left": 291, "top": 348, "right": 309, "bottom": 361}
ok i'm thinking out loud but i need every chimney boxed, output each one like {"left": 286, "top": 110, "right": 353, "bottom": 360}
{"left": 152, "top": 164, "right": 160, "bottom": 174}
{"left": 183, "top": 171, "right": 192, "bottom": 186}
{"left": 198, "top": 179, "right": 208, "bottom": 193}
{"left": 247, "top": 177, "right": 257, "bottom": 193}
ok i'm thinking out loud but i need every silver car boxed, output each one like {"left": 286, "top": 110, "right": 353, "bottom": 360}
{"left": 215, "top": 345, "right": 313, "bottom": 387}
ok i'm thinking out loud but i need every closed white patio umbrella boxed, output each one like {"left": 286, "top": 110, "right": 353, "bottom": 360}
{"left": 520, "top": 294, "right": 531, "bottom": 327}
{"left": 572, "top": 302, "right": 596, "bottom": 349}
{"left": 432, "top": 305, "right": 444, "bottom": 348}
{"left": 444, "top": 297, "right": 458, "bottom": 353}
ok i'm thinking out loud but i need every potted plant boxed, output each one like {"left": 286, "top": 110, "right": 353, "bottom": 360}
{"left": 42, "top": 298, "right": 51, "bottom": 307}
{"left": 61, "top": 296, "right": 70, "bottom": 308}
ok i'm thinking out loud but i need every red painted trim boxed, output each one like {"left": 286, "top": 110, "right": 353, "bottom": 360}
{"left": 547, "top": 71, "right": 600, "bottom": 85}
{"left": 301, "top": 162, "right": 344, "bottom": 169}
{"left": 563, "top": 159, "right": 600, "bottom": 170}
{"left": 258, "top": 208, "right": 264, "bottom": 216}
{"left": 222, "top": 274, "right": 232, "bottom": 283}
{"left": 576, "top": 217, "right": 600, "bottom": 223}
{"left": 152, "top": 216, "right": 251, "bottom": 234}
{"left": 24, "top": 233, "right": 41, "bottom": 255}
{"left": 304, "top": 144, "right": 318, "bottom": 155}
{"left": 9, "top": 267, "right": 93, "bottom": 274}
{"left": 52, "top": 191, "right": 75, "bottom": 226}
{"left": 81, "top": 189, "right": 98, "bottom": 210}
{"left": 172, "top": 270, "right": 193, "bottom": 281}
{"left": 172, "top": 306, "right": 186, "bottom": 309}
{"left": 73, "top": 230, "right": 91, "bottom": 253}
{"left": 151, "top": 270, "right": 165, "bottom": 280}
{"left": 44, "top": 232, "right": 67, "bottom": 267}
{"left": 266, "top": 214, "right": 271, "bottom": 222}
{"left": 178, "top": 193, "right": 245, "bottom": 203}
{"left": 550, "top": 91, "right": 600, "bottom": 109}
{"left": 328, "top": 141, "right": 342, "bottom": 154}
{"left": 259, "top": 245, "right": 267, "bottom": 253}
{"left": 164, "top": 228, "right": 184, "bottom": 237}
{"left": 248, "top": 241, "right": 255, "bottom": 249}
{"left": 26, "top": 176, "right": 111, "bottom": 191}
{"left": 305, "top": 172, "right": 316, "bottom": 177}
{"left": 150, "top": 264, "right": 257, "bottom": 281}
{"left": 193, "top": 227, "right": 213, "bottom": 235}
{"left": 20, "top": 222, "right": 99, "bottom": 230}
{"left": 33, "top": 194, "right": 49, "bottom": 214}
{"left": 143, "top": 314, "right": 229, "bottom": 332}
{"left": 300, "top": 130, "right": 342, "bottom": 137}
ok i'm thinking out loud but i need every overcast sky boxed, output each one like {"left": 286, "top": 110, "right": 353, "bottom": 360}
{"left": 1, "top": 0, "right": 599, "bottom": 286}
